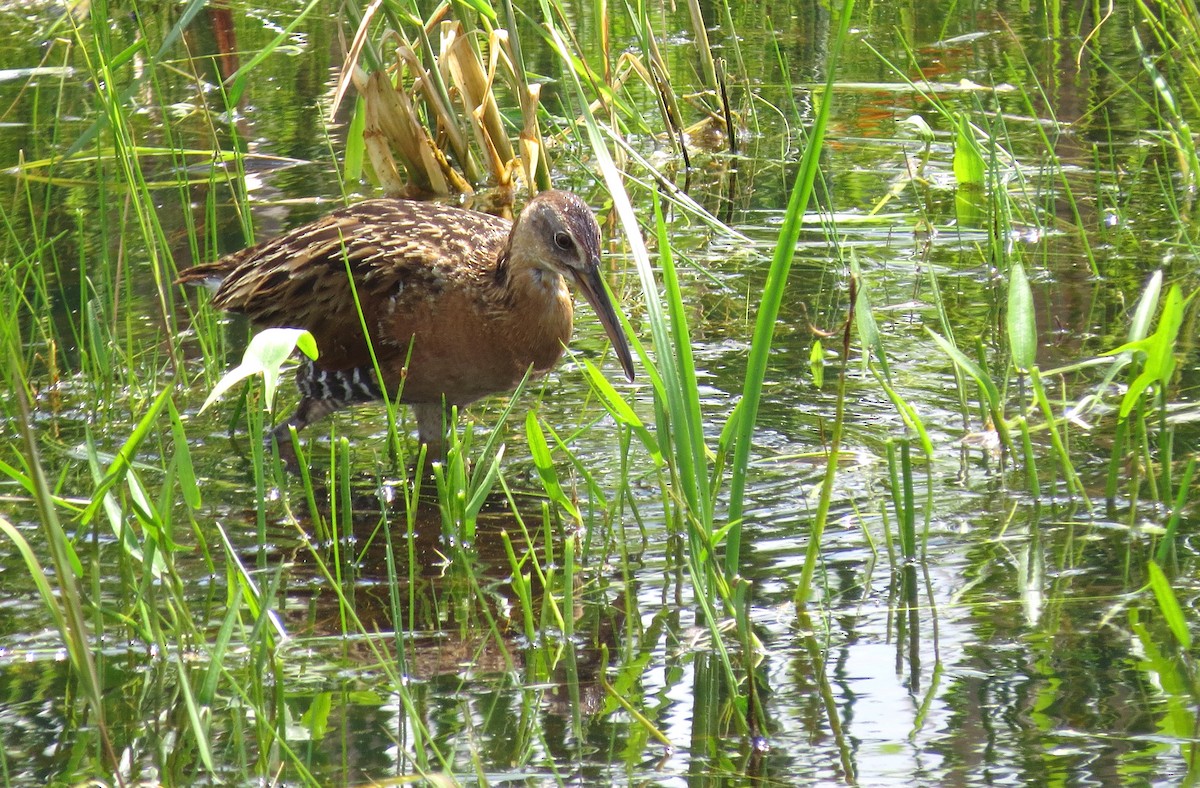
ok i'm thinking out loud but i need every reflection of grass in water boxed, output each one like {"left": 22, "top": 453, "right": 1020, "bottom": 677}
{"left": 2, "top": 0, "right": 1200, "bottom": 784}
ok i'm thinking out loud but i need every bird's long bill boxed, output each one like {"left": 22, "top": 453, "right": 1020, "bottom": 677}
{"left": 577, "top": 263, "right": 636, "bottom": 382}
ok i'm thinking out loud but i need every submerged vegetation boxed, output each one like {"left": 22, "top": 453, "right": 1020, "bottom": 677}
{"left": 0, "top": 0, "right": 1198, "bottom": 784}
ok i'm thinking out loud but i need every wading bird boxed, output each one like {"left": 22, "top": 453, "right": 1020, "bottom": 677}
{"left": 177, "top": 190, "right": 635, "bottom": 457}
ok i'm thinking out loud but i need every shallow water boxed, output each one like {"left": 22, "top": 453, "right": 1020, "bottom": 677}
{"left": 1, "top": 1, "right": 1198, "bottom": 785}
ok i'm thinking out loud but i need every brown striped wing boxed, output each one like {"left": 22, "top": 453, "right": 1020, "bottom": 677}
{"left": 181, "top": 199, "right": 512, "bottom": 372}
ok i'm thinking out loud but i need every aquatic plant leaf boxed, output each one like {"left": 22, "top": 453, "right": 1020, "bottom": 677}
{"left": 926, "top": 330, "right": 1000, "bottom": 412}
{"left": 469, "top": 370, "right": 529, "bottom": 492}
{"left": 1141, "top": 285, "right": 1189, "bottom": 389}
{"left": 1006, "top": 261, "right": 1036, "bottom": 373}
{"left": 83, "top": 386, "right": 175, "bottom": 531}
{"left": 1157, "top": 457, "right": 1197, "bottom": 564}
{"left": 0, "top": 516, "right": 68, "bottom": 639}
{"left": 1128, "top": 270, "right": 1163, "bottom": 344}
{"left": 1128, "top": 609, "right": 1197, "bottom": 744}
{"left": 952, "top": 113, "right": 985, "bottom": 188}
{"left": 464, "top": 446, "right": 504, "bottom": 524}
{"left": 926, "top": 328, "right": 1012, "bottom": 453}
{"left": 1147, "top": 561, "right": 1192, "bottom": 649}
{"left": 525, "top": 412, "right": 580, "bottom": 521}
{"left": 853, "top": 266, "right": 889, "bottom": 380}
{"left": 953, "top": 113, "right": 985, "bottom": 227}
{"left": 167, "top": 398, "right": 200, "bottom": 510}
{"left": 873, "top": 371, "right": 934, "bottom": 458}
{"left": 300, "top": 692, "right": 334, "bottom": 741}
{"left": 200, "top": 328, "right": 317, "bottom": 415}
{"left": 580, "top": 358, "right": 663, "bottom": 466}
{"left": 226, "top": 0, "right": 323, "bottom": 105}
{"left": 344, "top": 96, "right": 366, "bottom": 182}
{"left": 899, "top": 114, "right": 934, "bottom": 143}
{"left": 809, "top": 339, "right": 825, "bottom": 389}
{"left": 1105, "top": 285, "right": 1194, "bottom": 419}
{"left": 456, "top": 0, "right": 498, "bottom": 21}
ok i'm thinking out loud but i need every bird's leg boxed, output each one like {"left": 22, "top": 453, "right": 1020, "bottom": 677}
{"left": 272, "top": 397, "right": 341, "bottom": 443}
{"left": 413, "top": 401, "right": 452, "bottom": 461}
{"left": 265, "top": 397, "right": 342, "bottom": 471}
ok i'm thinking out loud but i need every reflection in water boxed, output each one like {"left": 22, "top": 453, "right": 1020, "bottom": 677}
{"left": 262, "top": 477, "right": 621, "bottom": 754}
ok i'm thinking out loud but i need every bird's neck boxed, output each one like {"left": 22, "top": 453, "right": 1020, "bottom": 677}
{"left": 505, "top": 262, "right": 574, "bottom": 371}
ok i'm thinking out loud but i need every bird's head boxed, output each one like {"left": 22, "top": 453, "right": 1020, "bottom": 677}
{"left": 510, "top": 190, "right": 635, "bottom": 382}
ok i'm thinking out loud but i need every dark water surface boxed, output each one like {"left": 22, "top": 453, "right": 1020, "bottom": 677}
{"left": 1, "top": 1, "right": 1198, "bottom": 785}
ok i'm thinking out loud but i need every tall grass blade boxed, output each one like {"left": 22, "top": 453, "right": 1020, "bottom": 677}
{"left": 727, "top": 0, "right": 857, "bottom": 568}
{"left": 926, "top": 329, "right": 1014, "bottom": 453}
{"left": 796, "top": 280, "right": 854, "bottom": 609}
{"left": 4, "top": 350, "right": 122, "bottom": 780}
{"left": 1147, "top": 561, "right": 1192, "bottom": 649}
{"left": 580, "top": 358, "right": 663, "bottom": 466}
{"left": 525, "top": 411, "right": 580, "bottom": 522}
{"left": 1156, "top": 458, "right": 1196, "bottom": 564}
{"left": 226, "top": 0, "right": 325, "bottom": 104}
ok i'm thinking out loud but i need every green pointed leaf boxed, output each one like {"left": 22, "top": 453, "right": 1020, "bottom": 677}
{"left": 1007, "top": 261, "right": 1037, "bottom": 373}
{"left": 300, "top": 692, "right": 333, "bottom": 741}
{"left": 926, "top": 329, "right": 1000, "bottom": 412}
{"left": 953, "top": 114, "right": 986, "bottom": 227}
{"left": 0, "top": 516, "right": 67, "bottom": 638}
{"left": 852, "top": 263, "right": 887, "bottom": 379}
{"left": 525, "top": 412, "right": 579, "bottom": 521}
{"left": 952, "top": 114, "right": 985, "bottom": 188}
{"left": 464, "top": 446, "right": 504, "bottom": 522}
{"left": 926, "top": 328, "right": 1012, "bottom": 453}
{"left": 1143, "top": 285, "right": 1185, "bottom": 387}
{"left": 1109, "top": 285, "right": 1194, "bottom": 419}
{"left": 809, "top": 339, "right": 825, "bottom": 389}
{"left": 580, "top": 358, "right": 662, "bottom": 466}
{"left": 1147, "top": 561, "right": 1192, "bottom": 649}
{"left": 344, "top": 96, "right": 366, "bottom": 182}
{"left": 167, "top": 398, "right": 200, "bottom": 510}
{"left": 1128, "top": 270, "right": 1163, "bottom": 344}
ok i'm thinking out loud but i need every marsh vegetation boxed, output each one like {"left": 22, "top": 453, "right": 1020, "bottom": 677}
{"left": 0, "top": 0, "right": 1198, "bottom": 784}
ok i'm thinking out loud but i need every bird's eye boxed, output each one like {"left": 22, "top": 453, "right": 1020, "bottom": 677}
{"left": 553, "top": 231, "right": 574, "bottom": 251}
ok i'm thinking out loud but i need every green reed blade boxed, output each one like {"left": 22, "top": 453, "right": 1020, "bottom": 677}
{"left": 502, "top": 530, "right": 537, "bottom": 642}
{"left": 5, "top": 350, "right": 120, "bottom": 776}
{"left": 471, "top": 367, "right": 531, "bottom": 491}
{"left": 655, "top": 191, "right": 710, "bottom": 524}
{"left": 1029, "top": 368, "right": 1091, "bottom": 509}
{"left": 579, "top": 358, "right": 663, "bottom": 467}
{"left": 926, "top": 329, "right": 1013, "bottom": 454}
{"left": 1147, "top": 561, "right": 1192, "bottom": 650}
{"left": 0, "top": 517, "right": 69, "bottom": 650}
{"left": 1156, "top": 457, "right": 1196, "bottom": 564}
{"left": 526, "top": 411, "right": 580, "bottom": 522}
{"left": 167, "top": 398, "right": 201, "bottom": 510}
{"left": 728, "top": 0, "right": 856, "bottom": 571}
{"left": 225, "top": 0, "right": 324, "bottom": 105}
{"left": 81, "top": 384, "right": 173, "bottom": 526}
{"left": 854, "top": 264, "right": 890, "bottom": 380}
{"left": 952, "top": 113, "right": 986, "bottom": 227}
{"left": 465, "top": 446, "right": 505, "bottom": 524}
{"left": 174, "top": 652, "right": 216, "bottom": 774}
